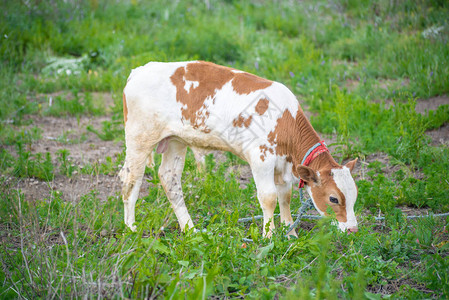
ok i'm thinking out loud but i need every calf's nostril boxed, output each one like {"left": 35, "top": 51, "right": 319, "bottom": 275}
{"left": 347, "top": 227, "right": 358, "bottom": 233}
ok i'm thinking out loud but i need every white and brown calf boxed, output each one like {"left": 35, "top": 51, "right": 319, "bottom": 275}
{"left": 119, "top": 61, "right": 359, "bottom": 237}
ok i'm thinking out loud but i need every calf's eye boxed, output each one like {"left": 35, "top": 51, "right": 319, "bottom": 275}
{"left": 330, "top": 196, "right": 338, "bottom": 204}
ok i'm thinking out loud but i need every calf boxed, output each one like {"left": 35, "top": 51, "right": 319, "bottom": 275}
{"left": 119, "top": 61, "right": 358, "bottom": 237}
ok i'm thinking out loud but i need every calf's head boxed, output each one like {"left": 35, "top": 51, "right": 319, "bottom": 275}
{"left": 297, "top": 159, "right": 358, "bottom": 233}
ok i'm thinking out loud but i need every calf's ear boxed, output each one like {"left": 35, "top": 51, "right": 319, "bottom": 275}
{"left": 296, "top": 165, "right": 319, "bottom": 185}
{"left": 345, "top": 158, "right": 358, "bottom": 173}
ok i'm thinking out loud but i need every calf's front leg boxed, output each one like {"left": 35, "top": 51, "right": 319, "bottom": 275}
{"left": 277, "top": 182, "right": 298, "bottom": 237}
{"left": 252, "top": 163, "right": 277, "bottom": 238}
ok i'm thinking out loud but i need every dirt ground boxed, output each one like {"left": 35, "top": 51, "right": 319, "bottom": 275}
{"left": 415, "top": 95, "right": 449, "bottom": 115}
{"left": 4, "top": 93, "right": 448, "bottom": 219}
{"left": 418, "top": 96, "right": 449, "bottom": 146}
{"left": 427, "top": 123, "right": 449, "bottom": 146}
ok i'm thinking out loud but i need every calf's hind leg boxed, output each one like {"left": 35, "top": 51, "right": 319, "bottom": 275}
{"left": 119, "top": 141, "right": 153, "bottom": 231}
{"left": 158, "top": 139, "right": 194, "bottom": 231}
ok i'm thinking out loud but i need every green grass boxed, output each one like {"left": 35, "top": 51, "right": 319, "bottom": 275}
{"left": 43, "top": 91, "right": 104, "bottom": 117}
{"left": 1, "top": 0, "right": 448, "bottom": 298}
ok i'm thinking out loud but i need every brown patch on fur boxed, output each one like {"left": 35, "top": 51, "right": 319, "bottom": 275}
{"left": 255, "top": 98, "right": 269, "bottom": 115}
{"left": 274, "top": 173, "right": 285, "bottom": 185}
{"left": 170, "top": 61, "right": 272, "bottom": 129}
{"left": 121, "top": 182, "right": 134, "bottom": 201}
{"left": 122, "top": 93, "right": 128, "bottom": 125}
{"left": 296, "top": 165, "right": 319, "bottom": 184}
{"left": 267, "top": 106, "right": 333, "bottom": 177}
{"left": 170, "top": 62, "right": 232, "bottom": 128}
{"left": 233, "top": 114, "right": 252, "bottom": 128}
{"left": 232, "top": 73, "right": 272, "bottom": 95}
{"left": 259, "top": 145, "right": 267, "bottom": 161}
{"left": 260, "top": 193, "right": 277, "bottom": 214}
{"left": 259, "top": 144, "right": 274, "bottom": 162}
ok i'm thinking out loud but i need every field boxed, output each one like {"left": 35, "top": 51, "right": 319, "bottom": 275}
{"left": 1, "top": 0, "right": 449, "bottom": 298}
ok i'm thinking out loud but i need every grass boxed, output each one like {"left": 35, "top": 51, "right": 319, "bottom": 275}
{"left": 1, "top": 0, "right": 448, "bottom": 298}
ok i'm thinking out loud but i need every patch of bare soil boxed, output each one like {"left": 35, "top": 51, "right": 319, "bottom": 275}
{"left": 427, "top": 123, "right": 449, "bottom": 146}
{"left": 353, "top": 152, "right": 424, "bottom": 181}
{"left": 19, "top": 115, "right": 124, "bottom": 166}
{"left": 418, "top": 95, "right": 449, "bottom": 145}
{"left": 378, "top": 78, "right": 410, "bottom": 91}
{"left": 345, "top": 78, "right": 410, "bottom": 93}
{"left": 395, "top": 205, "right": 432, "bottom": 217}
{"left": 7, "top": 92, "right": 126, "bottom": 204}
{"left": 382, "top": 94, "right": 449, "bottom": 115}
{"left": 367, "top": 279, "right": 432, "bottom": 297}
{"left": 415, "top": 95, "right": 449, "bottom": 115}
{"left": 375, "top": 95, "right": 449, "bottom": 146}
{"left": 9, "top": 173, "right": 152, "bottom": 204}
{"left": 345, "top": 79, "right": 360, "bottom": 91}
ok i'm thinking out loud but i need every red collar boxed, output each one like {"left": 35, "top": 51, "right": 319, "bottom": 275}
{"left": 298, "top": 141, "right": 329, "bottom": 188}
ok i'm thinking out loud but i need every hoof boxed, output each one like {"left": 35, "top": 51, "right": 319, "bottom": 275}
{"left": 126, "top": 223, "right": 137, "bottom": 232}
{"left": 286, "top": 230, "right": 298, "bottom": 239}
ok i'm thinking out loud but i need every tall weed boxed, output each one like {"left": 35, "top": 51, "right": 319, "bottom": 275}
{"left": 392, "top": 97, "right": 428, "bottom": 164}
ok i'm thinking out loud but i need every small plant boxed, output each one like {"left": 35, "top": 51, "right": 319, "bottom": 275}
{"left": 11, "top": 142, "right": 54, "bottom": 181}
{"left": 393, "top": 96, "right": 428, "bottom": 164}
{"left": 333, "top": 87, "right": 361, "bottom": 159}
{"left": 0, "top": 126, "right": 42, "bottom": 146}
{"left": 57, "top": 149, "right": 76, "bottom": 177}
{"left": 86, "top": 119, "right": 123, "bottom": 141}
{"left": 99, "top": 156, "right": 117, "bottom": 175}
{"left": 44, "top": 91, "right": 103, "bottom": 117}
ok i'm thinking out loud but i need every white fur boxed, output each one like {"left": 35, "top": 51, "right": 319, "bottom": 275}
{"left": 332, "top": 167, "right": 358, "bottom": 231}
{"left": 184, "top": 79, "right": 199, "bottom": 92}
